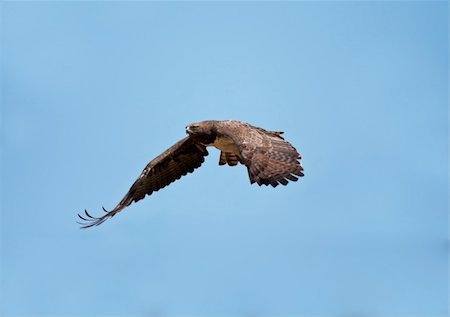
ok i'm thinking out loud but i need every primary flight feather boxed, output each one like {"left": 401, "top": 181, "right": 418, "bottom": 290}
{"left": 78, "top": 120, "right": 304, "bottom": 228}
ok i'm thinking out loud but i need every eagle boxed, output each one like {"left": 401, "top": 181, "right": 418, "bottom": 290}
{"left": 78, "top": 120, "right": 304, "bottom": 228}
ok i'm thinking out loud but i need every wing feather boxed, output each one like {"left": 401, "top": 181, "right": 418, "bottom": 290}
{"left": 78, "top": 136, "right": 208, "bottom": 228}
{"left": 219, "top": 122, "right": 304, "bottom": 187}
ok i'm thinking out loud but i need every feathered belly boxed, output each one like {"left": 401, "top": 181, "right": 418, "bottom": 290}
{"left": 212, "top": 136, "right": 240, "bottom": 154}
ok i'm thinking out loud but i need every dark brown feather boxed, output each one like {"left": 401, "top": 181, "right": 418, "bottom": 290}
{"left": 77, "top": 136, "right": 208, "bottom": 228}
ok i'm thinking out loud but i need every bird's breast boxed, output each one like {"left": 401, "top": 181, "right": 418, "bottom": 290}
{"left": 209, "top": 136, "right": 240, "bottom": 154}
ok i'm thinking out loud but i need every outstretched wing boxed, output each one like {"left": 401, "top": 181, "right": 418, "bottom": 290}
{"left": 78, "top": 136, "right": 208, "bottom": 228}
{"left": 223, "top": 122, "right": 303, "bottom": 187}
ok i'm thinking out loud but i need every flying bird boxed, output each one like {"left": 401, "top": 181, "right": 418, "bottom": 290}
{"left": 78, "top": 120, "right": 304, "bottom": 228}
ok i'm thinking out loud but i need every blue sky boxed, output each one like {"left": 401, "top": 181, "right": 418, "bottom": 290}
{"left": 1, "top": 2, "right": 448, "bottom": 316}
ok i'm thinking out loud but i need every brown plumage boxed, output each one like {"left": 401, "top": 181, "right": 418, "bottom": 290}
{"left": 78, "top": 120, "right": 304, "bottom": 228}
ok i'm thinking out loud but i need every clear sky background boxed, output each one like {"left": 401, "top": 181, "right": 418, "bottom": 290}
{"left": 1, "top": 2, "right": 448, "bottom": 317}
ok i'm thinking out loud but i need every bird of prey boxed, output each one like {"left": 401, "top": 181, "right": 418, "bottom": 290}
{"left": 78, "top": 120, "right": 304, "bottom": 228}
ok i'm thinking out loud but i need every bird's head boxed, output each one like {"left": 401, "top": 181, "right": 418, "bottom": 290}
{"left": 186, "top": 121, "right": 210, "bottom": 135}
{"left": 186, "top": 121, "right": 217, "bottom": 141}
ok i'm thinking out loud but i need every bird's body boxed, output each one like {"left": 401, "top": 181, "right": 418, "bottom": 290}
{"left": 78, "top": 120, "right": 304, "bottom": 228}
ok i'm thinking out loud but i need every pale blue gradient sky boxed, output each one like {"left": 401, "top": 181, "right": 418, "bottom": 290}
{"left": 1, "top": 2, "right": 448, "bottom": 316}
